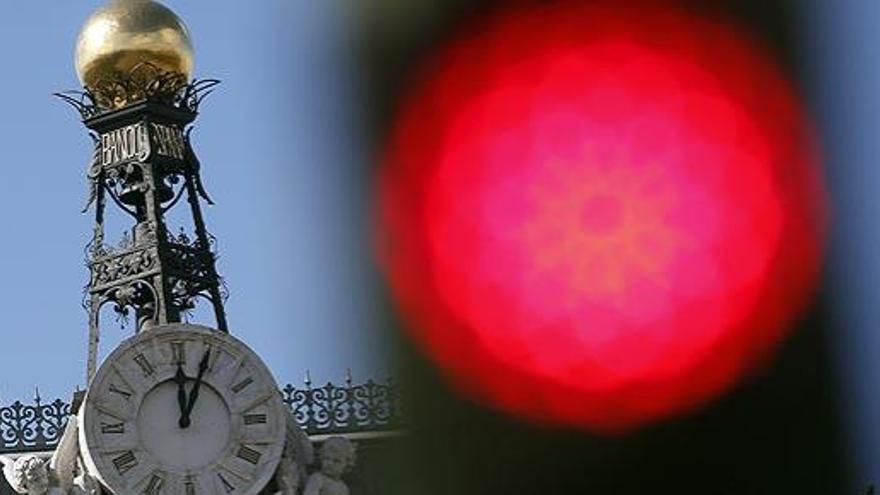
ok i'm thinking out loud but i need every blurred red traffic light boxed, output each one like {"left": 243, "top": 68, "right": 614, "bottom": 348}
{"left": 378, "top": 2, "right": 826, "bottom": 433}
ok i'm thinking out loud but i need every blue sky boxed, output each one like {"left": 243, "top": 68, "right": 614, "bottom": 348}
{"left": 0, "top": 1, "right": 389, "bottom": 401}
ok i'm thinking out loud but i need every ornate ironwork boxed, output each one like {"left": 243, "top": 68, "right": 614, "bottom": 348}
{"left": 61, "top": 77, "right": 230, "bottom": 382}
{"left": 0, "top": 379, "right": 402, "bottom": 454}
{"left": 282, "top": 374, "right": 405, "bottom": 435}
{"left": 55, "top": 63, "right": 219, "bottom": 118}
{"left": 89, "top": 244, "right": 160, "bottom": 292}
{"left": 0, "top": 392, "right": 72, "bottom": 454}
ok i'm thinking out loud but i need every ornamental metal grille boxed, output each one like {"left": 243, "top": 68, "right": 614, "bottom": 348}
{"left": 0, "top": 378, "right": 403, "bottom": 454}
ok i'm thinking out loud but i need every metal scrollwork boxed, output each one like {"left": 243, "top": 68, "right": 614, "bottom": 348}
{"left": 184, "top": 128, "right": 215, "bottom": 205}
{"left": 163, "top": 229, "right": 219, "bottom": 314}
{"left": 82, "top": 134, "right": 102, "bottom": 213}
{"left": 282, "top": 377, "right": 404, "bottom": 436}
{"left": 104, "top": 280, "right": 160, "bottom": 329}
{"left": 89, "top": 245, "right": 160, "bottom": 291}
{"left": 0, "top": 379, "right": 402, "bottom": 454}
{"left": 55, "top": 62, "right": 220, "bottom": 118}
{"left": 0, "top": 394, "right": 71, "bottom": 454}
{"left": 102, "top": 161, "right": 150, "bottom": 219}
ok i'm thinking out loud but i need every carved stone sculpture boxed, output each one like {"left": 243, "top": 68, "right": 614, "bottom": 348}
{"left": 0, "top": 414, "right": 99, "bottom": 495}
{"left": 2, "top": 455, "right": 52, "bottom": 495}
{"left": 303, "top": 437, "right": 357, "bottom": 495}
{"left": 272, "top": 410, "right": 315, "bottom": 494}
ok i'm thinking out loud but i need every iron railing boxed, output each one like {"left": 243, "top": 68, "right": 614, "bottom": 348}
{"left": 283, "top": 376, "right": 404, "bottom": 436}
{"left": 0, "top": 378, "right": 403, "bottom": 454}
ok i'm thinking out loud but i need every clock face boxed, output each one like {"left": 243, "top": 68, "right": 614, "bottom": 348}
{"left": 80, "top": 324, "right": 287, "bottom": 495}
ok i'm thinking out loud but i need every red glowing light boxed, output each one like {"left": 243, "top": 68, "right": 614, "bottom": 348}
{"left": 378, "top": 3, "right": 826, "bottom": 432}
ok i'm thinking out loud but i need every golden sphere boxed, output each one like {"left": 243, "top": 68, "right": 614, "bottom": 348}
{"left": 75, "top": 0, "right": 195, "bottom": 89}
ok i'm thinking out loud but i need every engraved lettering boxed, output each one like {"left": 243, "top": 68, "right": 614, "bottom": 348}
{"left": 152, "top": 124, "right": 166, "bottom": 156}
{"left": 136, "top": 123, "right": 151, "bottom": 161}
{"left": 150, "top": 123, "right": 185, "bottom": 160}
{"left": 118, "top": 126, "right": 130, "bottom": 160}
{"left": 101, "top": 134, "right": 112, "bottom": 166}
{"left": 101, "top": 123, "right": 152, "bottom": 166}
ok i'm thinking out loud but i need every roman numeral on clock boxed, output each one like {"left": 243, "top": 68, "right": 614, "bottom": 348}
{"left": 108, "top": 383, "right": 132, "bottom": 399}
{"left": 243, "top": 413, "right": 267, "bottom": 425}
{"left": 143, "top": 474, "right": 164, "bottom": 494}
{"left": 236, "top": 445, "right": 262, "bottom": 465}
{"left": 101, "top": 422, "right": 125, "bottom": 434}
{"left": 231, "top": 376, "right": 254, "bottom": 393}
{"left": 112, "top": 451, "right": 138, "bottom": 475}
{"left": 217, "top": 472, "right": 236, "bottom": 493}
{"left": 134, "top": 353, "right": 155, "bottom": 377}
{"left": 172, "top": 342, "right": 186, "bottom": 364}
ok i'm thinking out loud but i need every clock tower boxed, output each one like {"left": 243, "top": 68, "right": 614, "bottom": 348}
{"left": 62, "top": 0, "right": 229, "bottom": 383}
{"left": 53, "top": 1, "right": 297, "bottom": 493}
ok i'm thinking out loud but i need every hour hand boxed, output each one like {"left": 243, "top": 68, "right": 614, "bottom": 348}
{"left": 185, "top": 351, "right": 211, "bottom": 419}
{"left": 174, "top": 363, "right": 190, "bottom": 429}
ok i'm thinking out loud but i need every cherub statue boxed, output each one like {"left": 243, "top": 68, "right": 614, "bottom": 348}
{"left": 303, "top": 437, "right": 356, "bottom": 495}
{"left": 272, "top": 411, "right": 315, "bottom": 495}
{"left": 0, "top": 414, "right": 99, "bottom": 495}
{"left": 2, "top": 455, "right": 53, "bottom": 495}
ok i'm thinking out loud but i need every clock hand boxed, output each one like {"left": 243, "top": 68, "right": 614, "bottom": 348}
{"left": 184, "top": 350, "right": 211, "bottom": 422}
{"left": 174, "top": 363, "right": 190, "bottom": 429}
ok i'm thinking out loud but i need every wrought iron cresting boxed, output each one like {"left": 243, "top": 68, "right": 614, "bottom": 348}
{"left": 0, "top": 379, "right": 403, "bottom": 454}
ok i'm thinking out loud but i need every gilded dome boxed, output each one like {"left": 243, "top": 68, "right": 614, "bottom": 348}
{"left": 75, "top": 0, "right": 194, "bottom": 89}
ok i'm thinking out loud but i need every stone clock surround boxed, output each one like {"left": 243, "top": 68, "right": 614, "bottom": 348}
{"left": 80, "top": 324, "right": 288, "bottom": 494}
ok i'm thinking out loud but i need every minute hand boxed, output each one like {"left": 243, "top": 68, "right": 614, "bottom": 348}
{"left": 184, "top": 350, "right": 211, "bottom": 423}
{"left": 175, "top": 364, "right": 190, "bottom": 428}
